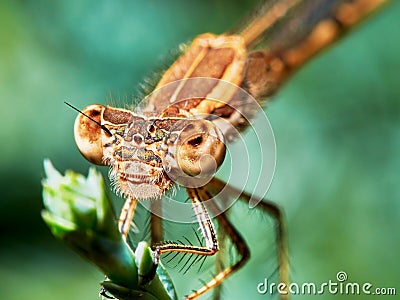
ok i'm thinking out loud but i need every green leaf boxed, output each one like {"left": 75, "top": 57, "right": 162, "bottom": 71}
{"left": 41, "top": 159, "right": 176, "bottom": 300}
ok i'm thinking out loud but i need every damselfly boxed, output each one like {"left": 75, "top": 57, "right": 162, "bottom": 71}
{"left": 72, "top": 0, "right": 390, "bottom": 299}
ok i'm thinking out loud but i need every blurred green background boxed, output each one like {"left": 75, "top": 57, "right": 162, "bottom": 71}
{"left": 1, "top": 0, "right": 399, "bottom": 299}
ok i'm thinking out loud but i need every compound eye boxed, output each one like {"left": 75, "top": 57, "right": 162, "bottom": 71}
{"left": 176, "top": 120, "right": 226, "bottom": 178}
{"left": 74, "top": 104, "right": 106, "bottom": 165}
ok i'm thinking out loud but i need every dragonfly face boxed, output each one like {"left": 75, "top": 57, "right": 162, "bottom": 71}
{"left": 74, "top": 104, "right": 226, "bottom": 199}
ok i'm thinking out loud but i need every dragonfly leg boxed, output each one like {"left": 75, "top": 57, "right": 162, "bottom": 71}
{"left": 207, "top": 177, "right": 289, "bottom": 300}
{"left": 186, "top": 188, "right": 250, "bottom": 300}
{"left": 212, "top": 215, "right": 228, "bottom": 300}
{"left": 118, "top": 196, "right": 138, "bottom": 241}
{"left": 151, "top": 187, "right": 219, "bottom": 266}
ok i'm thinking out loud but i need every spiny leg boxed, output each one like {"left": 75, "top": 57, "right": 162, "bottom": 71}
{"left": 151, "top": 187, "right": 219, "bottom": 268}
{"left": 118, "top": 196, "right": 138, "bottom": 241}
{"left": 186, "top": 188, "right": 250, "bottom": 300}
{"left": 212, "top": 215, "right": 228, "bottom": 300}
{"left": 207, "top": 177, "right": 289, "bottom": 300}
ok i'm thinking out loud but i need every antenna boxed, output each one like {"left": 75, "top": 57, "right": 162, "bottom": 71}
{"left": 64, "top": 102, "right": 112, "bottom": 136}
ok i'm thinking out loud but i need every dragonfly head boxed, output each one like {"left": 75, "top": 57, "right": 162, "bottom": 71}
{"left": 74, "top": 104, "right": 169, "bottom": 199}
{"left": 73, "top": 105, "right": 226, "bottom": 198}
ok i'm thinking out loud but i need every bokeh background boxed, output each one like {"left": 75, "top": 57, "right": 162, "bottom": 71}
{"left": 1, "top": 0, "right": 399, "bottom": 299}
